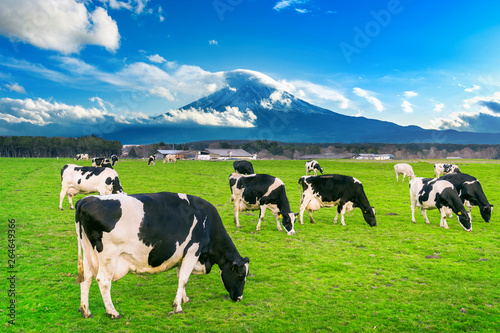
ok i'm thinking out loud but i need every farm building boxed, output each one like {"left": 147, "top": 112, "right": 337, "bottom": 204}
{"left": 156, "top": 150, "right": 199, "bottom": 160}
{"left": 199, "top": 148, "right": 255, "bottom": 160}
{"left": 355, "top": 153, "right": 394, "bottom": 160}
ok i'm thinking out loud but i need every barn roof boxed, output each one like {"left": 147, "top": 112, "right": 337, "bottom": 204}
{"left": 203, "top": 149, "right": 253, "bottom": 157}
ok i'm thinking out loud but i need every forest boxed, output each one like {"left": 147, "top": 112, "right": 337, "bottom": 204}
{"left": 0, "top": 135, "right": 122, "bottom": 158}
{"left": 1, "top": 136, "right": 499, "bottom": 160}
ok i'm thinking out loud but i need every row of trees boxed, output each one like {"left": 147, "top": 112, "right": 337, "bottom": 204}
{"left": 2, "top": 136, "right": 499, "bottom": 160}
{"left": 0, "top": 135, "right": 122, "bottom": 158}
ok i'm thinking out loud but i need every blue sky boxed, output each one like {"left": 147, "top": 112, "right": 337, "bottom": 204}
{"left": 1, "top": 0, "right": 500, "bottom": 139}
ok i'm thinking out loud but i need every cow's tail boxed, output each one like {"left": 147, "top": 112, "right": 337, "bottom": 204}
{"left": 75, "top": 202, "right": 85, "bottom": 284}
{"left": 298, "top": 176, "right": 305, "bottom": 197}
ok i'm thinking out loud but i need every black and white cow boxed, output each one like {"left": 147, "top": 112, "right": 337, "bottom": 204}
{"left": 409, "top": 177, "right": 471, "bottom": 231}
{"left": 440, "top": 173, "right": 493, "bottom": 222}
{"left": 75, "top": 192, "right": 250, "bottom": 318}
{"left": 59, "top": 164, "right": 124, "bottom": 210}
{"left": 434, "top": 163, "right": 461, "bottom": 178}
{"left": 298, "top": 174, "right": 377, "bottom": 227}
{"left": 233, "top": 160, "right": 255, "bottom": 175}
{"left": 229, "top": 173, "right": 296, "bottom": 234}
{"left": 92, "top": 157, "right": 112, "bottom": 168}
{"left": 110, "top": 154, "right": 118, "bottom": 166}
{"left": 305, "top": 160, "right": 323, "bottom": 176}
{"left": 76, "top": 154, "right": 89, "bottom": 161}
{"left": 148, "top": 155, "right": 156, "bottom": 166}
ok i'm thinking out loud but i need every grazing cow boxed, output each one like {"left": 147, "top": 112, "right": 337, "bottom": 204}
{"left": 409, "top": 177, "right": 471, "bottom": 231}
{"left": 440, "top": 173, "right": 493, "bottom": 222}
{"left": 75, "top": 154, "right": 89, "bottom": 161}
{"left": 148, "top": 155, "right": 156, "bottom": 166}
{"left": 229, "top": 173, "right": 296, "bottom": 234}
{"left": 434, "top": 163, "right": 461, "bottom": 178}
{"left": 305, "top": 160, "right": 323, "bottom": 176}
{"left": 92, "top": 157, "right": 112, "bottom": 168}
{"left": 233, "top": 160, "right": 255, "bottom": 175}
{"left": 110, "top": 154, "right": 118, "bottom": 166}
{"left": 163, "top": 154, "right": 177, "bottom": 164}
{"left": 298, "top": 175, "right": 377, "bottom": 227}
{"left": 394, "top": 163, "right": 415, "bottom": 182}
{"left": 59, "top": 164, "right": 124, "bottom": 210}
{"left": 75, "top": 192, "right": 250, "bottom": 318}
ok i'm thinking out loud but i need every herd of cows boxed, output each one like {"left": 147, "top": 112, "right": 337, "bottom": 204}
{"left": 59, "top": 156, "right": 493, "bottom": 319}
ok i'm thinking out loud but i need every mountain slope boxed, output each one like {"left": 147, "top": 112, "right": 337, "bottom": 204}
{"left": 106, "top": 70, "right": 500, "bottom": 144}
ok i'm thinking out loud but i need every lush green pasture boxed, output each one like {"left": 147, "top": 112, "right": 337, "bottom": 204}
{"left": 1, "top": 157, "right": 500, "bottom": 332}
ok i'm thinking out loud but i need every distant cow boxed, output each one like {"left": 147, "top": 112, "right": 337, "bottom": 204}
{"left": 440, "top": 173, "right": 493, "bottom": 222}
{"left": 76, "top": 154, "right": 89, "bottom": 161}
{"left": 298, "top": 174, "right": 377, "bottom": 227}
{"left": 233, "top": 160, "right": 254, "bottom": 175}
{"left": 59, "top": 164, "right": 124, "bottom": 210}
{"left": 229, "top": 173, "right": 296, "bottom": 234}
{"left": 409, "top": 177, "right": 471, "bottom": 231}
{"left": 110, "top": 154, "right": 118, "bottom": 166}
{"left": 163, "top": 154, "right": 177, "bottom": 164}
{"left": 148, "top": 155, "right": 156, "bottom": 166}
{"left": 92, "top": 157, "right": 112, "bottom": 168}
{"left": 75, "top": 192, "right": 249, "bottom": 318}
{"left": 394, "top": 163, "right": 415, "bottom": 182}
{"left": 305, "top": 160, "right": 323, "bottom": 175}
{"left": 434, "top": 163, "right": 460, "bottom": 178}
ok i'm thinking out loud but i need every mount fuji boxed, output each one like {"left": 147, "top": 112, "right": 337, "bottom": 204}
{"left": 107, "top": 70, "right": 500, "bottom": 144}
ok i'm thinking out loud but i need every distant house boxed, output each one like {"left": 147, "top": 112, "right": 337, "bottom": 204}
{"left": 156, "top": 150, "right": 199, "bottom": 160}
{"left": 200, "top": 148, "right": 255, "bottom": 160}
{"left": 355, "top": 153, "right": 394, "bottom": 160}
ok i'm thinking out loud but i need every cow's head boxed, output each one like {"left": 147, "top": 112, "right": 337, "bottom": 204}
{"left": 220, "top": 257, "right": 250, "bottom": 302}
{"left": 457, "top": 210, "right": 472, "bottom": 231}
{"left": 318, "top": 166, "right": 324, "bottom": 174}
{"left": 106, "top": 176, "right": 124, "bottom": 194}
{"left": 362, "top": 207, "right": 377, "bottom": 227}
{"left": 281, "top": 212, "right": 297, "bottom": 235}
{"left": 480, "top": 204, "right": 493, "bottom": 222}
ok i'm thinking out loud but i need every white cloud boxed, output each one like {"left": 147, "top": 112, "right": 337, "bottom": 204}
{"left": 273, "top": 0, "right": 309, "bottom": 11}
{"left": 0, "top": 0, "right": 120, "bottom": 54}
{"left": 433, "top": 102, "right": 445, "bottom": 112}
{"left": 209, "top": 40, "right": 218, "bottom": 46}
{"left": 404, "top": 91, "right": 418, "bottom": 98}
{"left": 4, "top": 83, "right": 26, "bottom": 94}
{"left": 99, "top": 0, "right": 150, "bottom": 14}
{"left": 161, "top": 106, "right": 256, "bottom": 128}
{"left": 353, "top": 87, "right": 384, "bottom": 112}
{"left": 464, "top": 84, "right": 480, "bottom": 93}
{"left": 279, "top": 80, "right": 350, "bottom": 109}
{"left": 147, "top": 54, "right": 166, "bottom": 63}
{"left": 149, "top": 86, "right": 175, "bottom": 101}
{"left": 401, "top": 100, "right": 413, "bottom": 113}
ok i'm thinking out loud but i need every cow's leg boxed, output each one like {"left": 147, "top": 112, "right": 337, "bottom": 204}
{"left": 333, "top": 209, "right": 339, "bottom": 224}
{"left": 256, "top": 205, "right": 267, "bottom": 231}
{"left": 410, "top": 200, "right": 417, "bottom": 223}
{"left": 67, "top": 192, "right": 76, "bottom": 210}
{"left": 233, "top": 199, "right": 241, "bottom": 228}
{"left": 307, "top": 210, "right": 316, "bottom": 224}
{"left": 267, "top": 205, "right": 282, "bottom": 231}
{"left": 299, "top": 202, "right": 306, "bottom": 225}
{"left": 439, "top": 208, "right": 449, "bottom": 229}
{"left": 78, "top": 256, "right": 94, "bottom": 318}
{"left": 420, "top": 208, "right": 430, "bottom": 224}
{"left": 59, "top": 186, "right": 68, "bottom": 210}
{"left": 170, "top": 247, "right": 199, "bottom": 315}
{"left": 95, "top": 258, "right": 121, "bottom": 319}
{"left": 340, "top": 206, "right": 347, "bottom": 226}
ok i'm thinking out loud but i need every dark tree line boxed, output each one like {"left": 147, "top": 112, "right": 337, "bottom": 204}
{"left": 0, "top": 135, "right": 122, "bottom": 158}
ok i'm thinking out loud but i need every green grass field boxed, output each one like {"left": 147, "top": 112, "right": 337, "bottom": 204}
{"left": 1, "top": 157, "right": 500, "bottom": 332}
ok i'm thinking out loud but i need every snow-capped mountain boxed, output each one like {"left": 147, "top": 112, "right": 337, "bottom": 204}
{"left": 108, "top": 70, "right": 500, "bottom": 144}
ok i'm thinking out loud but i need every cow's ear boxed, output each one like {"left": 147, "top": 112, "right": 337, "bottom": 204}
{"left": 243, "top": 257, "right": 250, "bottom": 264}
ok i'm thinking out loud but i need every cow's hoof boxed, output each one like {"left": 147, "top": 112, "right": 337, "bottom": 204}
{"left": 106, "top": 313, "right": 122, "bottom": 320}
{"left": 78, "top": 307, "right": 93, "bottom": 318}
{"left": 168, "top": 310, "right": 185, "bottom": 316}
